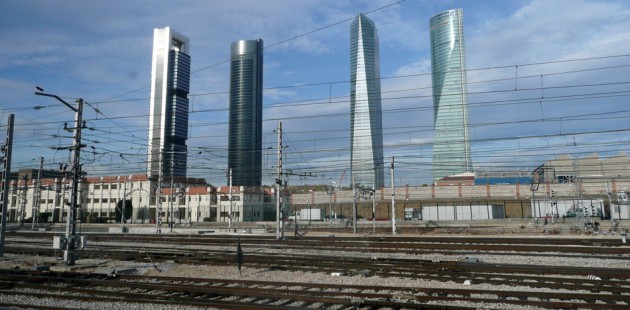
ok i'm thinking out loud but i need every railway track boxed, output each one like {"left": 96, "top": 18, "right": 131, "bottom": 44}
{"left": 0, "top": 269, "right": 629, "bottom": 309}
{"left": 1, "top": 231, "right": 629, "bottom": 309}
{"left": 9, "top": 231, "right": 630, "bottom": 255}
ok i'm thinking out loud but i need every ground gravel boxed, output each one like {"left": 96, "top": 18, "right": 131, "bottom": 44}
{"left": 0, "top": 232, "right": 628, "bottom": 309}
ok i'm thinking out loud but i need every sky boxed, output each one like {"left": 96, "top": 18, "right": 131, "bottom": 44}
{"left": 1, "top": 0, "right": 630, "bottom": 187}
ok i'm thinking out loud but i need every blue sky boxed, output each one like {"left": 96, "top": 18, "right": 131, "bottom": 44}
{"left": 1, "top": 0, "right": 629, "bottom": 187}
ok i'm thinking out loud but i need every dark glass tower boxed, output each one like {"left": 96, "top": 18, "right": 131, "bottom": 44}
{"left": 228, "top": 39, "right": 263, "bottom": 187}
{"left": 430, "top": 9, "right": 472, "bottom": 181}
{"left": 148, "top": 27, "right": 190, "bottom": 179}
{"left": 350, "top": 14, "right": 384, "bottom": 190}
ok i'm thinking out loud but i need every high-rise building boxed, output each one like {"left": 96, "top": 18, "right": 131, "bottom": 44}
{"left": 228, "top": 39, "right": 263, "bottom": 187}
{"left": 350, "top": 14, "right": 385, "bottom": 190}
{"left": 147, "top": 27, "right": 191, "bottom": 179}
{"left": 430, "top": 9, "right": 472, "bottom": 181}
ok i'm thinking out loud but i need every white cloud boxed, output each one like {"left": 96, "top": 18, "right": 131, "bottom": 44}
{"left": 469, "top": 0, "right": 630, "bottom": 66}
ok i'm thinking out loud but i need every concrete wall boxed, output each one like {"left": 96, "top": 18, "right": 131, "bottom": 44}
{"left": 7, "top": 177, "right": 630, "bottom": 224}
{"left": 289, "top": 180, "right": 630, "bottom": 220}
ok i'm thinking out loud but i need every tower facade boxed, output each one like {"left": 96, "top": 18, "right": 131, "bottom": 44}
{"left": 430, "top": 9, "right": 472, "bottom": 181}
{"left": 147, "top": 27, "right": 191, "bottom": 179}
{"left": 228, "top": 39, "right": 263, "bottom": 187}
{"left": 350, "top": 14, "right": 384, "bottom": 190}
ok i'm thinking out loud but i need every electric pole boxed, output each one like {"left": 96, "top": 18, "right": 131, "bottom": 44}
{"left": 352, "top": 173, "right": 357, "bottom": 234}
{"left": 32, "top": 157, "right": 43, "bottom": 230}
{"left": 0, "top": 114, "right": 15, "bottom": 256}
{"left": 121, "top": 175, "right": 127, "bottom": 231}
{"left": 156, "top": 150, "right": 163, "bottom": 234}
{"left": 228, "top": 168, "right": 233, "bottom": 229}
{"left": 372, "top": 179, "right": 376, "bottom": 233}
{"left": 276, "top": 121, "right": 283, "bottom": 239}
{"left": 327, "top": 178, "right": 334, "bottom": 223}
{"left": 35, "top": 90, "right": 86, "bottom": 265}
{"left": 18, "top": 175, "right": 27, "bottom": 227}
{"left": 391, "top": 157, "right": 396, "bottom": 235}
{"left": 169, "top": 177, "right": 174, "bottom": 232}
{"left": 65, "top": 98, "right": 85, "bottom": 265}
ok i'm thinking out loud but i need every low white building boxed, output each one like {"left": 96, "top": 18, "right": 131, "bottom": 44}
{"left": 4, "top": 173, "right": 215, "bottom": 225}
{"left": 215, "top": 186, "right": 281, "bottom": 223}
{"left": 3, "top": 172, "right": 291, "bottom": 225}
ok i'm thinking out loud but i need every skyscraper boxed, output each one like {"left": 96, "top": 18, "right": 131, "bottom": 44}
{"left": 228, "top": 39, "right": 263, "bottom": 187}
{"left": 430, "top": 9, "right": 472, "bottom": 181}
{"left": 147, "top": 27, "right": 191, "bottom": 179}
{"left": 350, "top": 14, "right": 384, "bottom": 190}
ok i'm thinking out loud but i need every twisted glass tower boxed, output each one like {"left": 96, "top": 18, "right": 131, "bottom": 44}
{"left": 430, "top": 9, "right": 472, "bottom": 181}
{"left": 350, "top": 14, "right": 384, "bottom": 190}
{"left": 148, "top": 27, "right": 190, "bottom": 179}
{"left": 228, "top": 39, "right": 263, "bottom": 187}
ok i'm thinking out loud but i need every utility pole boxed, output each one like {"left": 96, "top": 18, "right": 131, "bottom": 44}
{"left": 0, "top": 114, "right": 15, "bottom": 256}
{"left": 391, "top": 157, "right": 396, "bottom": 235}
{"left": 18, "top": 175, "right": 27, "bottom": 227}
{"left": 32, "top": 157, "right": 43, "bottom": 230}
{"left": 327, "top": 178, "right": 336, "bottom": 224}
{"left": 65, "top": 98, "right": 85, "bottom": 265}
{"left": 276, "top": 121, "right": 283, "bottom": 239}
{"left": 530, "top": 167, "right": 541, "bottom": 220}
{"left": 121, "top": 176, "right": 127, "bottom": 230}
{"left": 228, "top": 168, "right": 233, "bottom": 230}
{"left": 372, "top": 179, "right": 376, "bottom": 233}
{"left": 169, "top": 177, "right": 174, "bottom": 232}
{"left": 156, "top": 150, "right": 163, "bottom": 233}
{"left": 117, "top": 176, "right": 121, "bottom": 226}
{"left": 35, "top": 90, "right": 86, "bottom": 265}
{"left": 352, "top": 173, "right": 357, "bottom": 234}
{"left": 606, "top": 181, "right": 614, "bottom": 222}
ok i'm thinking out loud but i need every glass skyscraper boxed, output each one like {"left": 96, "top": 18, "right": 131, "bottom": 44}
{"left": 430, "top": 9, "right": 472, "bottom": 181}
{"left": 228, "top": 39, "right": 263, "bottom": 187}
{"left": 350, "top": 14, "right": 384, "bottom": 190}
{"left": 147, "top": 27, "right": 191, "bottom": 179}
